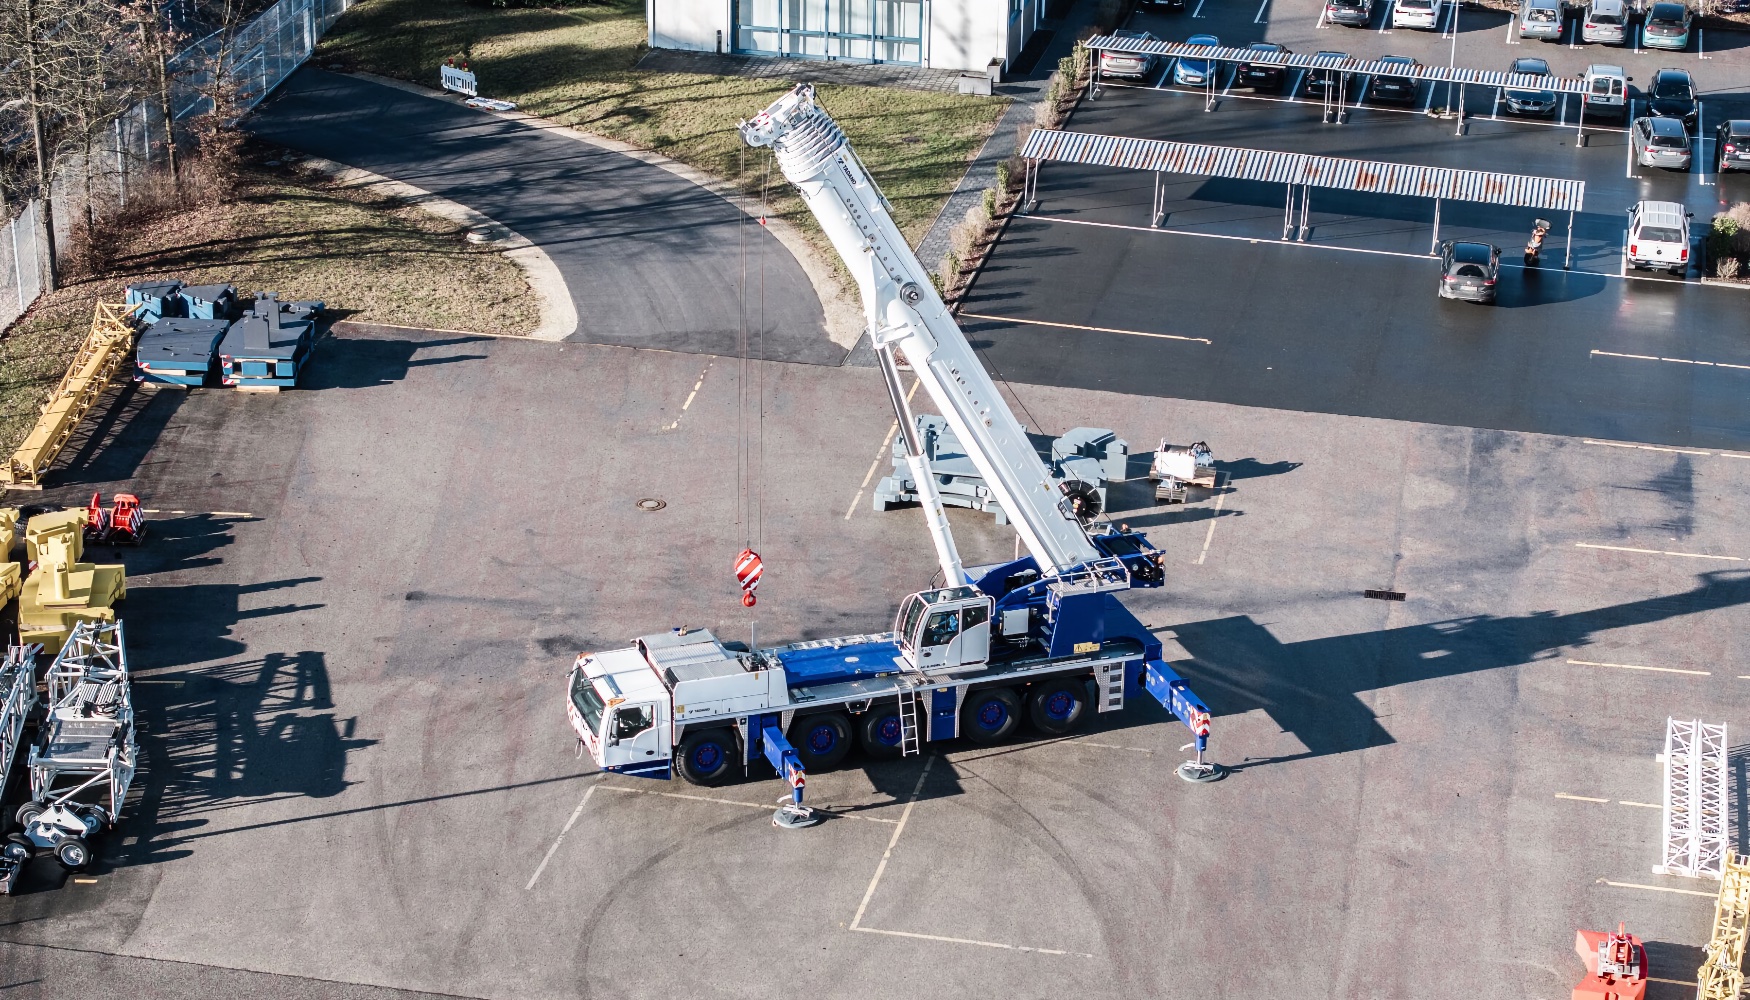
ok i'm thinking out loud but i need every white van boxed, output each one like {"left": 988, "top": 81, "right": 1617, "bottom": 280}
{"left": 1626, "top": 200, "right": 1691, "bottom": 275}
{"left": 1393, "top": 0, "right": 1445, "bottom": 29}
{"left": 1584, "top": 64, "right": 1628, "bottom": 120}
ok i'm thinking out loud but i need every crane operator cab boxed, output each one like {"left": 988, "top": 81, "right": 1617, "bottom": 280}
{"left": 895, "top": 587, "right": 992, "bottom": 676}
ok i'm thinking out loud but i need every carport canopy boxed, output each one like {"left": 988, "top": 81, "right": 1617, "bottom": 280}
{"left": 1083, "top": 34, "right": 1589, "bottom": 94}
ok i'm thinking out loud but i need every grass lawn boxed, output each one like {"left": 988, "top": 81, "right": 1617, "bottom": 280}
{"left": 316, "top": 0, "right": 1010, "bottom": 248}
{"left": 0, "top": 160, "right": 539, "bottom": 455}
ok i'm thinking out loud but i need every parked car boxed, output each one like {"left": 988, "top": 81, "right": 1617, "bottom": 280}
{"left": 1237, "top": 42, "right": 1291, "bottom": 90}
{"left": 1642, "top": 1, "right": 1692, "bottom": 49}
{"left": 1581, "top": 0, "right": 1628, "bottom": 43}
{"left": 1504, "top": 57, "right": 1558, "bottom": 115}
{"left": 1647, "top": 67, "right": 1698, "bottom": 128}
{"left": 1625, "top": 200, "right": 1691, "bottom": 275}
{"left": 1099, "top": 30, "right": 1161, "bottom": 79}
{"left": 1584, "top": 64, "right": 1629, "bottom": 120}
{"left": 1393, "top": 0, "right": 1445, "bottom": 28}
{"left": 1140, "top": 0, "right": 1188, "bottom": 12}
{"left": 1438, "top": 242, "right": 1501, "bottom": 303}
{"left": 1716, "top": 120, "right": 1750, "bottom": 173}
{"left": 1303, "top": 51, "right": 1352, "bottom": 95}
{"left": 1368, "top": 55, "right": 1420, "bottom": 104}
{"left": 1326, "top": 0, "right": 1374, "bottom": 27}
{"left": 1173, "top": 34, "right": 1222, "bottom": 86}
{"left": 1519, "top": 0, "right": 1563, "bottom": 40}
{"left": 1632, "top": 115, "right": 1693, "bottom": 171}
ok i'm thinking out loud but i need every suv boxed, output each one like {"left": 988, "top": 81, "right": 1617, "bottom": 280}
{"left": 1647, "top": 68, "right": 1698, "bottom": 128}
{"left": 1625, "top": 200, "right": 1691, "bottom": 275}
{"left": 1438, "top": 242, "right": 1501, "bottom": 303}
{"left": 1368, "top": 55, "right": 1421, "bottom": 104}
{"left": 1582, "top": 0, "right": 1627, "bottom": 43}
{"left": 1632, "top": 115, "right": 1693, "bottom": 171}
{"left": 1716, "top": 120, "right": 1750, "bottom": 173}
{"left": 1393, "top": 0, "right": 1445, "bottom": 29}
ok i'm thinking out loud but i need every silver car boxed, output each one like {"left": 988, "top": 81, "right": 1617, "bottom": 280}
{"left": 1632, "top": 115, "right": 1693, "bottom": 171}
{"left": 1504, "top": 57, "right": 1558, "bottom": 115}
{"left": 1098, "top": 29, "right": 1160, "bottom": 79}
{"left": 1582, "top": 0, "right": 1627, "bottom": 43}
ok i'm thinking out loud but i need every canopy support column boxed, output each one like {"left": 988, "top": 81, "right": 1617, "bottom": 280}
{"left": 1153, "top": 172, "right": 1164, "bottom": 227}
{"left": 1431, "top": 198, "right": 1442, "bottom": 255}
{"left": 1576, "top": 93, "right": 1588, "bottom": 146}
{"left": 1283, "top": 185, "right": 1294, "bottom": 240}
{"left": 1564, "top": 209, "right": 1574, "bottom": 270}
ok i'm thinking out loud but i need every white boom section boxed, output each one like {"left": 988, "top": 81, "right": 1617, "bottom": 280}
{"left": 741, "top": 85, "right": 1101, "bottom": 575}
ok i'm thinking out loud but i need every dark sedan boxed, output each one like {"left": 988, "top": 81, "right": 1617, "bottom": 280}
{"left": 1718, "top": 120, "right": 1750, "bottom": 173}
{"left": 1237, "top": 42, "right": 1291, "bottom": 91}
{"left": 1303, "top": 51, "right": 1351, "bottom": 95}
{"left": 1647, "top": 67, "right": 1698, "bottom": 128}
{"left": 1368, "top": 55, "right": 1420, "bottom": 105}
{"left": 1503, "top": 57, "right": 1557, "bottom": 116}
{"left": 1438, "top": 242, "right": 1500, "bottom": 304}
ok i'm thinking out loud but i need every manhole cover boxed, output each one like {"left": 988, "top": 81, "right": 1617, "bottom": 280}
{"left": 636, "top": 498, "right": 667, "bottom": 511}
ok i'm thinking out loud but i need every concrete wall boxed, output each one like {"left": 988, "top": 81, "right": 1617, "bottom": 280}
{"left": 649, "top": 0, "right": 729, "bottom": 52}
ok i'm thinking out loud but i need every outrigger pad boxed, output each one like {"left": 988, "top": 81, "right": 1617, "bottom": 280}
{"left": 772, "top": 802, "right": 821, "bottom": 830}
{"left": 1177, "top": 761, "right": 1227, "bottom": 784}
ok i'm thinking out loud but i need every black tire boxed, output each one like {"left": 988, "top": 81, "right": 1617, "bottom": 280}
{"left": 789, "top": 712, "right": 853, "bottom": 771}
{"left": 962, "top": 688, "right": 1021, "bottom": 744}
{"left": 675, "top": 728, "right": 738, "bottom": 786}
{"left": 859, "top": 705, "right": 907, "bottom": 758}
{"left": 14, "top": 801, "right": 44, "bottom": 828}
{"left": 1028, "top": 678, "right": 1089, "bottom": 736}
{"left": 55, "top": 837, "right": 89, "bottom": 870}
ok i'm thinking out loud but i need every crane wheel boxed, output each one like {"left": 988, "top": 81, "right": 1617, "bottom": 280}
{"left": 1027, "top": 679, "right": 1087, "bottom": 735}
{"left": 962, "top": 688, "right": 1021, "bottom": 743}
{"left": 55, "top": 838, "right": 90, "bottom": 871}
{"left": 676, "top": 729, "right": 738, "bottom": 786}
{"left": 14, "top": 802, "right": 44, "bottom": 828}
{"left": 790, "top": 712, "right": 852, "bottom": 771}
{"left": 859, "top": 707, "right": 905, "bottom": 758}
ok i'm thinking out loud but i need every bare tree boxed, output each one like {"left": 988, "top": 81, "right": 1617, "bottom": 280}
{"left": 123, "top": 0, "right": 182, "bottom": 184}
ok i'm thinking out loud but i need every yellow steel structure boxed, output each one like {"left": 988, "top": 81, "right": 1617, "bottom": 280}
{"left": 1697, "top": 849, "right": 1750, "bottom": 1000}
{"left": 0, "top": 301, "right": 140, "bottom": 490}
{"left": 17, "top": 509, "right": 124, "bottom": 653}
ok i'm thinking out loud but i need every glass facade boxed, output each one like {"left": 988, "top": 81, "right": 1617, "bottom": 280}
{"left": 735, "top": 0, "right": 924, "bottom": 63}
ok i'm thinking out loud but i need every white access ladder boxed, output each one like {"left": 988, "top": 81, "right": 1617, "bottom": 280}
{"left": 896, "top": 681, "right": 923, "bottom": 757}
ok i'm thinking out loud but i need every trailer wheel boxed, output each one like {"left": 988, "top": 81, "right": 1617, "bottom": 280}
{"left": 3, "top": 837, "right": 29, "bottom": 862}
{"left": 1028, "top": 679, "right": 1087, "bottom": 735}
{"left": 790, "top": 712, "right": 852, "bottom": 771}
{"left": 676, "top": 729, "right": 738, "bottom": 787}
{"left": 55, "top": 838, "right": 90, "bottom": 870}
{"left": 962, "top": 688, "right": 1021, "bottom": 743}
{"left": 14, "top": 802, "right": 44, "bottom": 828}
{"left": 859, "top": 708, "right": 905, "bottom": 758}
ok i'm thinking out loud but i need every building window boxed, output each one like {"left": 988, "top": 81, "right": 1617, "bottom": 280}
{"left": 735, "top": 0, "right": 923, "bottom": 63}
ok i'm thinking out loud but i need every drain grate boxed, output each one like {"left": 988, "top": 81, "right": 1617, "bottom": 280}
{"left": 635, "top": 498, "right": 667, "bottom": 511}
{"left": 1364, "top": 589, "right": 1406, "bottom": 602}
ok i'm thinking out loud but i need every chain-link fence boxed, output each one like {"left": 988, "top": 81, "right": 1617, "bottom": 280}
{"left": 0, "top": 0, "right": 356, "bottom": 333}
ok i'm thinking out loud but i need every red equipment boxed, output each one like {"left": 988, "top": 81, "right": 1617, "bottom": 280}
{"left": 83, "top": 493, "right": 147, "bottom": 546}
{"left": 1573, "top": 923, "right": 1648, "bottom": 1000}
{"left": 734, "top": 548, "right": 763, "bottom": 607}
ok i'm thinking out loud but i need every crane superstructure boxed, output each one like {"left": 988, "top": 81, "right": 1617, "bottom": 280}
{"left": 565, "top": 85, "right": 1221, "bottom": 827}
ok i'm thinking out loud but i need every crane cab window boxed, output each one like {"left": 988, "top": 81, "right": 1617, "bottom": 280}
{"left": 611, "top": 704, "right": 654, "bottom": 741}
{"left": 924, "top": 611, "right": 960, "bottom": 647}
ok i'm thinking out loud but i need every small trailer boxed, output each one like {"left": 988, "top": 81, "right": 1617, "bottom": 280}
{"left": 1148, "top": 440, "right": 1217, "bottom": 503}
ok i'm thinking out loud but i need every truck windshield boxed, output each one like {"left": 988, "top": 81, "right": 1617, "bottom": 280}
{"left": 570, "top": 669, "right": 608, "bottom": 736}
{"left": 897, "top": 594, "right": 927, "bottom": 651}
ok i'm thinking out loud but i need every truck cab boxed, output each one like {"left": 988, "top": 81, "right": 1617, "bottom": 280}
{"left": 895, "top": 587, "right": 992, "bottom": 675}
{"left": 568, "top": 647, "right": 674, "bottom": 778}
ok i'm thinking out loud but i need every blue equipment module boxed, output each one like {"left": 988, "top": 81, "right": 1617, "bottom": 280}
{"left": 123, "top": 281, "right": 183, "bottom": 324}
{"left": 219, "top": 296, "right": 323, "bottom": 389}
{"left": 135, "top": 318, "right": 231, "bottom": 386}
{"left": 180, "top": 284, "right": 238, "bottom": 321}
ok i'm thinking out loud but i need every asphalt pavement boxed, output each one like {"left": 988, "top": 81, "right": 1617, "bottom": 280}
{"left": 249, "top": 69, "right": 841, "bottom": 365}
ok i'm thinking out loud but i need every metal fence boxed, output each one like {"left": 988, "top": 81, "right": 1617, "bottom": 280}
{"left": 0, "top": 0, "right": 356, "bottom": 334}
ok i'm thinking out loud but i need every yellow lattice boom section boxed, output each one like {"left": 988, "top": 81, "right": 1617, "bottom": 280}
{"left": 0, "top": 301, "right": 140, "bottom": 489}
{"left": 1698, "top": 849, "right": 1750, "bottom": 1000}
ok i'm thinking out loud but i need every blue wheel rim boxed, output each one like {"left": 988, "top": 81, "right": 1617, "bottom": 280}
{"left": 692, "top": 741, "right": 724, "bottom": 772}
{"left": 873, "top": 714, "right": 902, "bottom": 747}
{"left": 974, "top": 697, "right": 1009, "bottom": 731}
{"left": 1043, "top": 689, "right": 1076, "bottom": 722}
{"left": 806, "top": 721, "right": 839, "bottom": 754}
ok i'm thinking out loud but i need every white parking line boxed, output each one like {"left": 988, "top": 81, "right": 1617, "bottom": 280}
{"left": 850, "top": 758, "right": 934, "bottom": 930}
{"left": 1556, "top": 792, "right": 1610, "bottom": 802}
{"left": 1591, "top": 349, "right": 1750, "bottom": 372}
{"left": 526, "top": 786, "right": 595, "bottom": 890}
{"left": 1379, "top": 0, "right": 1395, "bottom": 31}
{"left": 1505, "top": 13, "right": 1519, "bottom": 42}
{"left": 1254, "top": 0, "right": 1270, "bottom": 22}
{"left": 662, "top": 361, "right": 712, "bottom": 431}
{"left": 1568, "top": 658, "right": 1712, "bottom": 676}
{"left": 959, "top": 311, "right": 1213, "bottom": 345}
{"left": 846, "top": 380, "right": 919, "bottom": 519}
{"left": 1196, "top": 473, "right": 1229, "bottom": 565}
{"left": 1575, "top": 542, "right": 1744, "bottom": 563}
{"left": 1192, "top": 0, "right": 1209, "bottom": 16}
{"left": 597, "top": 784, "right": 901, "bottom": 823}
{"left": 1582, "top": 438, "right": 1713, "bottom": 456}
{"left": 1491, "top": 86, "right": 1503, "bottom": 120}
{"left": 1317, "top": 4, "right": 1329, "bottom": 27}
{"left": 850, "top": 925, "right": 1096, "bottom": 958}
{"left": 1599, "top": 879, "right": 1716, "bottom": 897}
{"left": 1418, "top": 83, "right": 1435, "bottom": 114}
{"left": 1287, "top": 69, "right": 1306, "bottom": 100}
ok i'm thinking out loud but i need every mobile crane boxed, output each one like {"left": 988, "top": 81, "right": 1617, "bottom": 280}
{"left": 565, "top": 84, "right": 1221, "bottom": 828}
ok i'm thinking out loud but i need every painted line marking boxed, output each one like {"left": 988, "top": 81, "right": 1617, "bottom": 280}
{"left": 1575, "top": 542, "right": 1742, "bottom": 563}
{"left": 851, "top": 756, "right": 936, "bottom": 931}
{"left": 597, "top": 784, "right": 899, "bottom": 823}
{"left": 526, "top": 785, "right": 595, "bottom": 890}
{"left": 1599, "top": 879, "right": 1717, "bottom": 897}
{"left": 958, "top": 312, "right": 1212, "bottom": 345}
{"left": 1556, "top": 793, "right": 1611, "bottom": 802}
{"left": 142, "top": 510, "right": 254, "bottom": 518}
{"left": 1592, "top": 349, "right": 1750, "bottom": 372}
{"left": 1568, "top": 658, "right": 1711, "bottom": 676}
{"left": 1582, "top": 439, "right": 1711, "bottom": 456}
{"left": 850, "top": 924, "right": 1096, "bottom": 958}
{"left": 1254, "top": 0, "right": 1270, "bottom": 21}
{"left": 1649, "top": 977, "right": 1698, "bottom": 987}
{"left": 846, "top": 379, "right": 919, "bottom": 520}
{"left": 1192, "top": 0, "right": 1208, "bottom": 16}
{"left": 1195, "top": 472, "right": 1228, "bottom": 566}
{"left": 73, "top": 877, "right": 97, "bottom": 884}
{"left": 663, "top": 361, "right": 711, "bottom": 431}
{"left": 1379, "top": 0, "right": 1394, "bottom": 32}
{"left": 1620, "top": 800, "right": 1661, "bottom": 809}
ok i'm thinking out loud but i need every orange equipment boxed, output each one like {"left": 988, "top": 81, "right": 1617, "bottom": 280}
{"left": 1573, "top": 923, "right": 1648, "bottom": 1000}
{"left": 82, "top": 493, "right": 146, "bottom": 546}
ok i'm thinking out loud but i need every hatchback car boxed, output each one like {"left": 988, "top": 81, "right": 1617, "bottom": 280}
{"left": 1504, "top": 57, "right": 1558, "bottom": 115}
{"left": 1174, "top": 34, "right": 1222, "bottom": 86}
{"left": 1393, "top": 0, "right": 1445, "bottom": 29}
{"left": 1632, "top": 115, "right": 1693, "bottom": 171}
{"left": 1647, "top": 68, "right": 1698, "bottom": 128}
{"left": 1519, "top": 0, "right": 1563, "bottom": 40}
{"left": 1716, "top": 120, "right": 1750, "bottom": 173}
{"left": 1582, "top": 0, "right": 1627, "bottom": 43}
{"left": 1625, "top": 200, "right": 1691, "bottom": 275}
{"left": 1326, "top": 0, "right": 1373, "bottom": 26}
{"left": 1642, "top": 1, "right": 1692, "bottom": 49}
{"left": 1438, "top": 242, "right": 1501, "bottom": 303}
{"left": 1303, "top": 51, "right": 1351, "bottom": 95}
{"left": 1098, "top": 30, "right": 1161, "bottom": 79}
{"left": 1237, "top": 42, "right": 1291, "bottom": 90}
{"left": 1368, "top": 55, "right": 1420, "bottom": 104}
